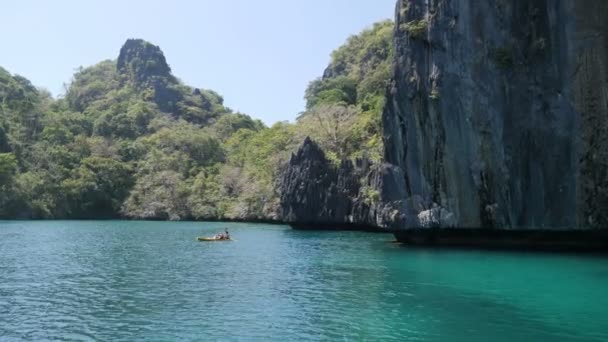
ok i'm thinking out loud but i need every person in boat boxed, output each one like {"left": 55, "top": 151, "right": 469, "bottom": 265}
{"left": 212, "top": 229, "right": 230, "bottom": 240}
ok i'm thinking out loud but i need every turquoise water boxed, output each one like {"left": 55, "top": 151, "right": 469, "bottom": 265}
{"left": 0, "top": 221, "right": 607, "bottom": 341}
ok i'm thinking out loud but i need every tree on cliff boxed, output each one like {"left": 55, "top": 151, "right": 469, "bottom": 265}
{"left": 301, "top": 20, "right": 393, "bottom": 161}
{"left": 303, "top": 104, "right": 359, "bottom": 160}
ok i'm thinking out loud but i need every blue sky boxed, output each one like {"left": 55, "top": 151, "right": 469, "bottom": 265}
{"left": 1, "top": 0, "right": 396, "bottom": 124}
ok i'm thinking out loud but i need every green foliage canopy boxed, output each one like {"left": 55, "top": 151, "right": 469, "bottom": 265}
{"left": 0, "top": 21, "right": 394, "bottom": 219}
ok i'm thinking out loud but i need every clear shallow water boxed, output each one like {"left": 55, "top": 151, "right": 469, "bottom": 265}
{"left": 0, "top": 221, "right": 607, "bottom": 341}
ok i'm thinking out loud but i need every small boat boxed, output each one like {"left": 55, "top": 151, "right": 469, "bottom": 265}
{"left": 197, "top": 237, "right": 232, "bottom": 242}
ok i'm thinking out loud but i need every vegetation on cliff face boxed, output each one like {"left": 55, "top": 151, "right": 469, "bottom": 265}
{"left": 301, "top": 20, "right": 393, "bottom": 161}
{"left": 0, "top": 21, "right": 393, "bottom": 221}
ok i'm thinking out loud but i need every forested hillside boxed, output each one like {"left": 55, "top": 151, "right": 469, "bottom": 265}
{"left": 0, "top": 21, "right": 393, "bottom": 221}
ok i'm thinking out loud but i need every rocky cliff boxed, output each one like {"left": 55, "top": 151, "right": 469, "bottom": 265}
{"left": 116, "top": 39, "right": 183, "bottom": 114}
{"left": 279, "top": 137, "right": 407, "bottom": 230}
{"left": 383, "top": 0, "right": 608, "bottom": 229}
{"left": 115, "top": 39, "right": 224, "bottom": 124}
{"left": 117, "top": 39, "right": 174, "bottom": 87}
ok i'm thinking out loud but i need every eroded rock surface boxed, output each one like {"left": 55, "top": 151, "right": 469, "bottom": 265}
{"left": 279, "top": 137, "right": 408, "bottom": 229}
{"left": 383, "top": 0, "right": 608, "bottom": 229}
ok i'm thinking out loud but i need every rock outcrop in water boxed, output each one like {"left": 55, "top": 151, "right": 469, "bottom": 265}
{"left": 279, "top": 137, "right": 407, "bottom": 230}
{"left": 383, "top": 0, "right": 608, "bottom": 230}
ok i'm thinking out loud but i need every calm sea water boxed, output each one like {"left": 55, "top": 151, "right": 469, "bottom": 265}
{"left": 0, "top": 221, "right": 607, "bottom": 341}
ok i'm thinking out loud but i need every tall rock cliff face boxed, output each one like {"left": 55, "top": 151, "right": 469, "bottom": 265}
{"left": 383, "top": 0, "right": 608, "bottom": 229}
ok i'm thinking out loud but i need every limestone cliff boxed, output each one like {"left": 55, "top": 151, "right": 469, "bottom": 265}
{"left": 383, "top": 0, "right": 608, "bottom": 229}
{"left": 117, "top": 39, "right": 182, "bottom": 114}
{"left": 279, "top": 138, "right": 407, "bottom": 230}
{"left": 117, "top": 39, "right": 174, "bottom": 87}
{"left": 115, "top": 39, "right": 224, "bottom": 124}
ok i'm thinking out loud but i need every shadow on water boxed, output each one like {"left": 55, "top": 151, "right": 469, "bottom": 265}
{"left": 381, "top": 242, "right": 608, "bottom": 341}
{"left": 280, "top": 229, "right": 608, "bottom": 341}
{"left": 393, "top": 241, "right": 608, "bottom": 258}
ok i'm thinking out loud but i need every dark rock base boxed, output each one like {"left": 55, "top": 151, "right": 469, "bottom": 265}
{"left": 394, "top": 229, "right": 608, "bottom": 253}
{"left": 289, "top": 223, "right": 388, "bottom": 233}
